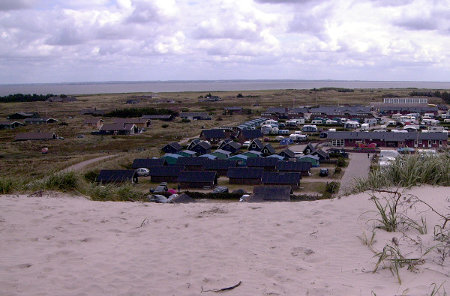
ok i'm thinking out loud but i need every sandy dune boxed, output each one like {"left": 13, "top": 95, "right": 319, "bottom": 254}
{"left": 0, "top": 187, "right": 448, "bottom": 296}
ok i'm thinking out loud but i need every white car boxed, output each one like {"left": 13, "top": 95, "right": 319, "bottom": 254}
{"left": 135, "top": 168, "right": 150, "bottom": 176}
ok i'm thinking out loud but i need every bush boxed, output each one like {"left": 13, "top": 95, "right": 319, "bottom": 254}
{"left": 336, "top": 157, "right": 347, "bottom": 167}
{"left": 161, "top": 124, "right": 169, "bottom": 128}
{"left": 334, "top": 167, "right": 342, "bottom": 175}
{"left": 325, "top": 181, "right": 340, "bottom": 194}
{"left": 0, "top": 178, "right": 14, "bottom": 194}
{"left": 181, "top": 118, "right": 190, "bottom": 123}
{"left": 84, "top": 170, "right": 99, "bottom": 183}
{"left": 35, "top": 172, "right": 79, "bottom": 192}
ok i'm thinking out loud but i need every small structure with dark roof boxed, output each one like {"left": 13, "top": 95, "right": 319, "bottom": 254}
{"left": 180, "top": 112, "right": 211, "bottom": 120}
{"left": 96, "top": 170, "right": 138, "bottom": 184}
{"left": 176, "top": 157, "right": 210, "bottom": 171}
{"left": 219, "top": 140, "right": 241, "bottom": 153}
{"left": 303, "top": 143, "right": 316, "bottom": 155}
{"left": 0, "top": 121, "right": 24, "bottom": 129}
{"left": 15, "top": 132, "right": 56, "bottom": 141}
{"left": 227, "top": 167, "right": 264, "bottom": 185}
{"left": 276, "top": 161, "right": 312, "bottom": 176}
{"left": 24, "top": 118, "right": 58, "bottom": 125}
{"left": 177, "top": 171, "right": 217, "bottom": 188}
{"left": 248, "top": 185, "right": 291, "bottom": 202}
{"left": 142, "top": 114, "right": 174, "bottom": 121}
{"left": 261, "top": 143, "right": 276, "bottom": 156}
{"left": 200, "top": 129, "right": 228, "bottom": 144}
{"left": 189, "top": 141, "right": 212, "bottom": 155}
{"left": 279, "top": 148, "right": 295, "bottom": 160}
{"left": 262, "top": 172, "right": 301, "bottom": 189}
{"left": 99, "top": 123, "right": 138, "bottom": 135}
{"left": 238, "top": 129, "right": 263, "bottom": 143}
{"left": 204, "top": 159, "right": 238, "bottom": 176}
{"left": 114, "top": 118, "right": 151, "bottom": 128}
{"left": 247, "top": 157, "right": 280, "bottom": 171}
{"left": 162, "top": 142, "right": 183, "bottom": 154}
{"left": 132, "top": 158, "right": 166, "bottom": 169}
{"left": 149, "top": 166, "right": 183, "bottom": 183}
{"left": 84, "top": 118, "right": 104, "bottom": 129}
{"left": 248, "top": 138, "right": 264, "bottom": 151}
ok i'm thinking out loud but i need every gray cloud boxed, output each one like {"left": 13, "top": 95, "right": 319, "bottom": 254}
{"left": 394, "top": 18, "right": 438, "bottom": 31}
{"left": 0, "top": 0, "right": 35, "bottom": 10}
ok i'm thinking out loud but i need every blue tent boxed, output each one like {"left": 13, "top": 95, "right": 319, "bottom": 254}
{"left": 280, "top": 138, "right": 294, "bottom": 145}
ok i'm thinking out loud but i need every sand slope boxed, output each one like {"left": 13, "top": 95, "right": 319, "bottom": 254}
{"left": 0, "top": 187, "right": 448, "bottom": 296}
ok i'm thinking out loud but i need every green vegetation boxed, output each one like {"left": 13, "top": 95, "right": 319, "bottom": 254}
{"left": 352, "top": 154, "right": 450, "bottom": 193}
{"left": 30, "top": 172, "right": 78, "bottom": 192}
{"left": 0, "top": 178, "right": 14, "bottom": 194}
{"left": 0, "top": 93, "right": 56, "bottom": 103}
{"left": 104, "top": 107, "right": 177, "bottom": 118}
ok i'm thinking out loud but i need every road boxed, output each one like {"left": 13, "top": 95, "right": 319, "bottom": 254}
{"left": 338, "top": 152, "right": 371, "bottom": 195}
{"left": 62, "top": 154, "right": 118, "bottom": 172}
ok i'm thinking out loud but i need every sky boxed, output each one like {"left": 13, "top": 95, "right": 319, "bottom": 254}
{"left": 1, "top": 0, "right": 450, "bottom": 83}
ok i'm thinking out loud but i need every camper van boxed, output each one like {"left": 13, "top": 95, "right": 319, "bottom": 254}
{"left": 360, "top": 123, "right": 369, "bottom": 131}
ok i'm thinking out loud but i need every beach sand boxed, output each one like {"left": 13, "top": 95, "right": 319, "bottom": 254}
{"left": 0, "top": 186, "right": 448, "bottom": 296}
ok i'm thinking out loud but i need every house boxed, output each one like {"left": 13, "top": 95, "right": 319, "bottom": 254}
{"left": 242, "top": 150, "right": 263, "bottom": 158}
{"left": 126, "top": 99, "right": 140, "bottom": 104}
{"left": 227, "top": 167, "right": 264, "bottom": 185}
{"left": 15, "top": 132, "right": 56, "bottom": 141}
{"left": 311, "top": 149, "right": 330, "bottom": 161}
{"left": 114, "top": 118, "right": 151, "bottom": 128}
{"left": 189, "top": 141, "right": 212, "bottom": 155}
{"left": 211, "top": 149, "right": 232, "bottom": 159}
{"left": 132, "top": 158, "right": 166, "bottom": 169}
{"left": 142, "top": 114, "right": 174, "bottom": 121}
{"left": 298, "top": 155, "right": 320, "bottom": 167}
{"left": 344, "top": 120, "right": 360, "bottom": 129}
{"left": 24, "top": 118, "right": 57, "bottom": 125}
{"left": 200, "top": 129, "right": 228, "bottom": 144}
{"left": 178, "top": 171, "right": 217, "bottom": 188}
{"left": 303, "top": 143, "right": 316, "bottom": 155}
{"left": 149, "top": 166, "right": 183, "bottom": 182}
{"left": 276, "top": 161, "right": 312, "bottom": 176}
{"left": 224, "top": 107, "right": 243, "bottom": 115}
{"left": 377, "top": 104, "right": 438, "bottom": 115}
{"left": 47, "top": 96, "right": 77, "bottom": 103}
{"left": 327, "top": 131, "right": 447, "bottom": 149}
{"left": 237, "top": 129, "right": 263, "bottom": 143}
{"left": 0, "top": 121, "right": 24, "bottom": 129}
{"left": 261, "top": 144, "right": 276, "bottom": 156}
{"left": 161, "top": 153, "right": 184, "bottom": 165}
{"left": 247, "top": 157, "right": 279, "bottom": 171}
{"left": 204, "top": 159, "right": 238, "bottom": 176}
{"left": 262, "top": 107, "right": 288, "bottom": 119}
{"left": 228, "top": 154, "right": 248, "bottom": 166}
{"left": 84, "top": 118, "right": 104, "bottom": 129}
{"left": 162, "top": 142, "right": 183, "bottom": 154}
{"left": 248, "top": 139, "right": 264, "bottom": 151}
{"left": 96, "top": 170, "right": 138, "bottom": 184}
{"left": 247, "top": 185, "right": 291, "bottom": 202}
{"left": 180, "top": 112, "right": 211, "bottom": 120}
{"left": 267, "top": 154, "right": 284, "bottom": 161}
{"left": 99, "top": 123, "right": 138, "bottom": 135}
{"left": 218, "top": 139, "right": 241, "bottom": 153}
{"left": 262, "top": 172, "right": 301, "bottom": 189}
{"left": 279, "top": 148, "right": 295, "bottom": 160}
{"left": 199, "top": 154, "right": 217, "bottom": 160}
{"left": 177, "top": 150, "right": 197, "bottom": 157}
{"left": 176, "top": 157, "right": 210, "bottom": 171}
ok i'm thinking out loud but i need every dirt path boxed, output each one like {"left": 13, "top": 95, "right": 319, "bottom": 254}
{"left": 62, "top": 155, "right": 118, "bottom": 172}
{"left": 338, "top": 152, "right": 371, "bottom": 195}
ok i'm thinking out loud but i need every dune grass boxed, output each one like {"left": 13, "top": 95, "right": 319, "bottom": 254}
{"left": 351, "top": 153, "right": 450, "bottom": 194}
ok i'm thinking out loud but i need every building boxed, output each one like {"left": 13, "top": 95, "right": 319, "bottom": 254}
{"left": 383, "top": 97, "right": 428, "bottom": 104}
{"left": 24, "top": 118, "right": 58, "bottom": 125}
{"left": 177, "top": 171, "right": 217, "bottom": 188}
{"left": 218, "top": 139, "right": 241, "bottom": 153}
{"left": 189, "top": 141, "right": 212, "bottom": 155}
{"left": 261, "top": 144, "right": 276, "bottom": 156}
{"left": 237, "top": 129, "right": 263, "bottom": 143}
{"left": 0, "top": 121, "right": 24, "bottom": 129}
{"left": 149, "top": 166, "right": 183, "bottom": 183}
{"left": 132, "top": 158, "right": 166, "bottom": 169}
{"left": 262, "top": 172, "right": 301, "bottom": 189}
{"left": 248, "top": 139, "right": 264, "bottom": 151}
{"left": 161, "top": 153, "right": 184, "bottom": 165}
{"left": 248, "top": 185, "right": 291, "bottom": 202}
{"left": 179, "top": 112, "right": 211, "bottom": 120}
{"left": 142, "top": 114, "right": 174, "bottom": 121}
{"left": 15, "top": 132, "right": 56, "bottom": 141}
{"left": 114, "top": 118, "right": 151, "bottom": 128}
{"left": 203, "top": 159, "right": 238, "bottom": 176}
{"left": 176, "top": 157, "right": 210, "bottom": 171}
{"left": 84, "top": 118, "right": 104, "bottom": 129}
{"left": 96, "top": 170, "right": 138, "bottom": 184}
{"left": 227, "top": 167, "right": 264, "bottom": 185}
{"left": 278, "top": 148, "right": 295, "bottom": 160}
{"left": 297, "top": 155, "right": 320, "bottom": 167}
{"left": 247, "top": 157, "right": 279, "bottom": 171}
{"left": 224, "top": 107, "right": 243, "bottom": 115}
{"left": 99, "top": 123, "right": 138, "bottom": 135}
{"left": 276, "top": 161, "right": 312, "bottom": 176}
{"left": 162, "top": 142, "right": 183, "bottom": 154}
{"left": 211, "top": 149, "right": 232, "bottom": 159}
{"left": 200, "top": 129, "right": 228, "bottom": 144}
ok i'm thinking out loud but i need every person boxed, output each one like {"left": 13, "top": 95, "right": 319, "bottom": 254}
{"left": 177, "top": 184, "right": 181, "bottom": 193}
{"left": 367, "top": 153, "right": 370, "bottom": 158}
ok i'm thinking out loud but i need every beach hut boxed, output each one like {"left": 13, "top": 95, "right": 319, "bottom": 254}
{"left": 211, "top": 149, "right": 232, "bottom": 159}
{"left": 227, "top": 167, "right": 264, "bottom": 185}
{"left": 298, "top": 155, "right": 320, "bottom": 167}
{"left": 149, "top": 166, "right": 183, "bottom": 183}
{"left": 229, "top": 154, "right": 248, "bottom": 166}
{"left": 247, "top": 185, "right": 291, "bottom": 202}
{"left": 177, "top": 171, "right": 217, "bottom": 188}
{"left": 161, "top": 153, "right": 184, "bottom": 165}
{"left": 162, "top": 142, "right": 183, "bottom": 154}
{"left": 276, "top": 161, "right": 312, "bottom": 176}
{"left": 262, "top": 172, "right": 301, "bottom": 189}
{"left": 96, "top": 170, "right": 138, "bottom": 184}
{"left": 247, "top": 157, "right": 280, "bottom": 171}
{"left": 131, "top": 158, "right": 166, "bottom": 169}
{"left": 177, "top": 150, "right": 197, "bottom": 157}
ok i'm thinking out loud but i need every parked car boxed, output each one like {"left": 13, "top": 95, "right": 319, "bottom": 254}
{"left": 319, "top": 168, "right": 329, "bottom": 177}
{"left": 150, "top": 182, "right": 168, "bottom": 193}
{"left": 328, "top": 149, "right": 349, "bottom": 158}
{"left": 136, "top": 168, "right": 150, "bottom": 176}
{"left": 242, "top": 141, "right": 251, "bottom": 148}
{"left": 212, "top": 186, "right": 229, "bottom": 194}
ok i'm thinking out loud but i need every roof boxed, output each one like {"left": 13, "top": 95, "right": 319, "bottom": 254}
{"left": 227, "top": 167, "right": 264, "bottom": 179}
{"left": 249, "top": 185, "right": 291, "bottom": 202}
{"left": 142, "top": 114, "right": 173, "bottom": 120}
{"left": 262, "top": 172, "right": 301, "bottom": 185}
{"left": 267, "top": 154, "right": 284, "bottom": 160}
{"left": 177, "top": 171, "right": 216, "bottom": 183}
{"left": 224, "top": 107, "right": 243, "bottom": 111}
{"left": 169, "top": 193, "right": 195, "bottom": 203}
{"left": 241, "top": 129, "right": 263, "bottom": 140}
{"left": 132, "top": 158, "right": 165, "bottom": 169}
{"left": 276, "top": 161, "right": 312, "bottom": 172}
{"left": 262, "top": 144, "right": 276, "bottom": 154}
{"left": 279, "top": 148, "right": 295, "bottom": 158}
{"left": 201, "top": 129, "right": 227, "bottom": 139}
{"left": 97, "top": 170, "right": 136, "bottom": 183}
{"left": 266, "top": 107, "right": 287, "bottom": 114}
{"left": 178, "top": 150, "right": 197, "bottom": 156}
{"left": 114, "top": 118, "right": 150, "bottom": 124}
{"left": 149, "top": 166, "right": 183, "bottom": 177}
{"left": 298, "top": 155, "right": 320, "bottom": 161}
{"left": 204, "top": 159, "right": 238, "bottom": 170}
{"left": 84, "top": 118, "right": 103, "bottom": 124}
{"left": 180, "top": 112, "right": 210, "bottom": 119}
{"left": 327, "top": 131, "right": 447, "bottom": 141}
{"left": 309, "top": 105, "right": 371, "bottom": 116}
{"left": 247, "top": 157, "right": 280, "bottom": 168}
{"left": 194, "top": 141, "right": 212, "bottom": 150}
{"left": 249, "top": 138, "right": 264, "bottom": 150}
{"left": 176, "top": 157, "right": 210, "bottom": 166}
{"left": 311, "top": 149, "right": 329, "bottom": 159}
{"left": 100, "top": 123, "right": 135, "bottom": 131}
{"left": 220, "top": 141, "right": 241, "bottom": 150}
{"left": 15, "top": 132, "right": 55, "bottom": 141}
{"left": 163, "top": 142, "right": 183, "bottom": 151}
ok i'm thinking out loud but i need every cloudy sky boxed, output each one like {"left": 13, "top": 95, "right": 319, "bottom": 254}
{"left": 1, "top": 0, "right": 450, "bottom": 83}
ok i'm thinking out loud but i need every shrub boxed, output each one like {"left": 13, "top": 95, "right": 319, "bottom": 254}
{"left": 161, "top": 124, "right": 169, "bottom": 128}
{"left": 325, "top": 181, "right": 340, "bottom": 194}
{"left": 35, "top": 172, "right": 79, "bottom": 192}
{"left": 181, "top": 118, "right": 190, "bottom": 123}
{"left": 84, "top": 170, "right": 99, "bottom": 183}
{"left": 0, "top": 178, "right": 14, "bottom": 194}
{"left": 336, "top": 157, "right": 347, "bottom": 167}
{"left": 334, "top": 167, "right": 342, "bottom": 175}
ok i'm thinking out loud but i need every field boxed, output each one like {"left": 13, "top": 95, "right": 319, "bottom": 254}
{"left": 0, "top": 87, "right": 446, "bottom": 196}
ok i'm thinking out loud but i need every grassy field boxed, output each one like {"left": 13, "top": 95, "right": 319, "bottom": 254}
{"left": 0, "top": 87, "right": 447, "bottom": 196}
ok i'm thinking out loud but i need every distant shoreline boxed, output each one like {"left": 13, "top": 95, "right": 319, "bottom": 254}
{"left": 1, "top": 79, "right": 450, "bottom": 96}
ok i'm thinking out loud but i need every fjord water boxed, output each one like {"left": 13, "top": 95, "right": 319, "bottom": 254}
{"left": 1, "top": 80, "right": 450, "bottom": 96}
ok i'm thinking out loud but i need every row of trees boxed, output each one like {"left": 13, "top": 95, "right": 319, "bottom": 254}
{"left": 409, "top": 90, "right": 450, "bottom": 104}
{"left": 0, "top": 93, "right": 58, "bottom": 103}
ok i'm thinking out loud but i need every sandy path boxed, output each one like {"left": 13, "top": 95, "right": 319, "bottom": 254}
{"left": 0, "top": 186, "right": 448, "bottom": 296}
{"left": 338, "top": 152, "right": 371, "bottom": 195}
{"left": 62, "top": 154, "right": 118, "bottom": 172}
